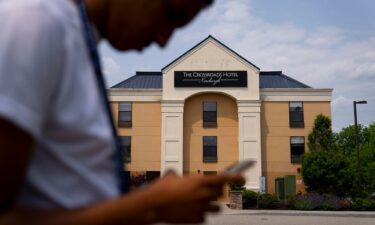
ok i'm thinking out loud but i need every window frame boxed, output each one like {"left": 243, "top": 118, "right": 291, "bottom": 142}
{"left": 289, "top": 101, "right": 304, "bottom": 128}
{"left": 203, "top": 101, "right": 217, "bottom": 128}
{"left": 203, "top": 136, "right": 218, "bottom": 163}
{"left": 120, "top": 136, "right": 131, "bottom": 163}
{"left": 290, "top": 136, "right": 305, "bottom": 164}
{"left": 118, "top": 102, "right": 132, "bottom": 128}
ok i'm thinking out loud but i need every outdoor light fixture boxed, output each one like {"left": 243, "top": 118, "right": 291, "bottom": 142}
{"left": 353, "top": 100, "right": 367, "bottom": 193}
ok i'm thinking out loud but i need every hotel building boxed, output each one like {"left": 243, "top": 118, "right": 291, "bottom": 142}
{"left": 109, "top": 36, "right": 333, "bottom": 195}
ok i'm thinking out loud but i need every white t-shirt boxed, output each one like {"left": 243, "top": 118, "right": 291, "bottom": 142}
{"left": 0, "top": 0, "right": 120, "bottom": 209}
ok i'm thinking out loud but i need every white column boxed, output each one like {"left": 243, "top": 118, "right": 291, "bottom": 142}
{"left": 161, "top": 100, "right": 184, "bottom": 175}
{"left": 238, "top": 100, "right": 262, "bottom": 191}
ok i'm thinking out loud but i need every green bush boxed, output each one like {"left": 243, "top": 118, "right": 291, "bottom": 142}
{"left": 302, "top": 150, "right": 354, "bottom": 197}
{"left": 352, "top": 198, "right": 375, "bottom": 211}
{"left": 292, "top": 194, "right": 341, "bottom": 210}
{"left": 242, "top": 190, "right": 258, "bottom": 209}
{"left": 316, "top": 195, "right": 340, "bottom": 210}
{"left": 257, "top": 193, "right": 280, "bottom": 209}
{"left": 285, "top": 195, "right": 298, "bottom": 209}
{"left": 336, "top": 198, "right": 352, "bottom": 210}
{"left": 293, "top": 198, "right": 315, "bottom": 210}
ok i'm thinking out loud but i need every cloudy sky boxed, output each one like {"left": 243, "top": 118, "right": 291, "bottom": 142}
{"left": 99, "top": 0, "right": 375, "bottom": 131}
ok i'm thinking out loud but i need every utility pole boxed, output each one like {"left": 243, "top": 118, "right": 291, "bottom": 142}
{"left": 353, "top": 100, "right": 367, "bottom": 193}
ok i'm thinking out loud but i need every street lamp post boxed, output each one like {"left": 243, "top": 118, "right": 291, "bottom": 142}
{"left": 353, "top": 100, "right": 367, "bottom": 193}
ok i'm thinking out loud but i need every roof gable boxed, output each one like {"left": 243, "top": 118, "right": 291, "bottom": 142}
{"left": 161, "top": 35, "right": 260, "bottom": 72}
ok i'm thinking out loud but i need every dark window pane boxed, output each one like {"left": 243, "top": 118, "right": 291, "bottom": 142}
{"left": 203, "top": 101, "right": 217, "bottom": 128}
{"left": 203, "top": 136, "right": 217, "bottom": 162}
{"left": 290, "top": 111, "right": 303, "bottom": 122}
{"left": 203, "top": 136, "right": 217, "bottom": 146}
{"left": 118, "top": 110, "right": 132, "bottom": 128}
{"left": 203, "top": 101, "right": 217, "bottom": 111}
{"left": 119, "top": 112, "right": 131, "bottom": 122}
{"left": 289, "top": 102, "right": 304, "bottom": 128}
{"left": 291, "top": 137, "right": 305, "bottom": 163}
{"left": 120, "top": 136, "right": 131, "bottom": 145}
{"left": 204, "top": 146, "right": 217, "bottom": 156}
{"left": 120, "top": 136, "right": 131, "bottom": 163}
{"left": 203, "top": 111, "right": 217, "bottom": 122}
{"left": 119, "top": 103, "right": 132, "bottom": 111}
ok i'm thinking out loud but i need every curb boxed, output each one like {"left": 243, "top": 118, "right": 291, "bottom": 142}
{"left": 221, "top": 210, "right": 375, "bottom": 218}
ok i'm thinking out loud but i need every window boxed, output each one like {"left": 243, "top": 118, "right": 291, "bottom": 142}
{"left": 118, "top": 102, "right": 132, "bottom": 128}
{"left": 203, "top": 101, "right": 217, "bottom": 128}
{"left": 203, "top": 136, "right": 217, "bottom": 162}
{"left": 290, "top": 136, "right": 305, "bottom": 163}
{"left": 289, "top": 102, "right": 304, "bottom": 128}
{"left": 120, "top": 136, "right": 131, "bottom": 163}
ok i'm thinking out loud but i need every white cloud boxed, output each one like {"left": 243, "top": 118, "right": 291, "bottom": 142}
{"left": 202, "top": 0, "right": 375, "bottom": 130}
{"left": 332, "top": 96, "right": 353, "bottom": 108}
{"left": 205, "top": 0, "right": 375, "bottom": 82}
{"left": 101, "top": 56, "right": 124, "bottom": 87}
{"left": 102, "top": 56, "right": 121, "bottom": 77}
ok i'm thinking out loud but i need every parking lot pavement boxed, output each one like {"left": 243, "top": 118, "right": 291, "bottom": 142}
{"left": 156, "top": 204, "right": 375, "bottom": 225}
{"left": 204, "top": 214, "right": 375, "bottom": 225}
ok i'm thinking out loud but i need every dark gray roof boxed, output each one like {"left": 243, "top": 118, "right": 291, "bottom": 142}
{"left": 111, "top": 71, "right": 162, "bottom": 89}
{"left": 111, "top": 71, "right": 311, "bottom": 89}
{"left": 259, "top": 71, "right": 311, "bottom": 88}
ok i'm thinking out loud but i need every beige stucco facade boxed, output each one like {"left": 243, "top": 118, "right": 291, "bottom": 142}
{"left": 261, "top": 101, "right": 331, "bottom": 193}
{"left": 111, "top": 102, "right": 162, "bottom": 172}
{"left": 108, "top": 36, "right": 333, "bottom": 197}
{"left": 183, "top": 93, "right": 239, "bottom": 173}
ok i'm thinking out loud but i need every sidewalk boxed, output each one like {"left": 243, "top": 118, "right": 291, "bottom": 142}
{"left": 219, "top": 204, "right": 375, "bottom": 218}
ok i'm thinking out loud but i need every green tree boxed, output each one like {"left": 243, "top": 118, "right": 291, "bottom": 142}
{"left": 334, "top": 122, "right": 375, "bottom": 195}
{"left": 334, "top": 124, "right": 369, "bottom": 155}
{"left": 361, "top": 145, "right": 375, "bottom": 194}
{"left": 301, "top": 150, "right": 354, "bottom": 197}
{"left": 308, "top": 114, "right": 334, "bottom": 151}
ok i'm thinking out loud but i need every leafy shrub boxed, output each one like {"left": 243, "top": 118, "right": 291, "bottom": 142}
{"left": 242, "top": 190, "right": 258, "bottom": 209}
{"left": 285, "top": 195, "right": 298, "bottom": 209}
{"left": 317, "top": 195, "right": 340, "bottom": 210}
{"left": 293, "top": 196, "right": 315, "bottom": 210}
{"left": 352, "top": 198, "right": 375, "bottom": 211}
{"left": 336, "top": 198, "right": 352, "bottom": 210}
{"left": 293, "top": 194, "right": 341, "bottom": 210}
{"left": 130, "top": 172, "right": 147, "bottom": 188}
{"left": 257, "top": 193, "right": 280, "bottom": 209}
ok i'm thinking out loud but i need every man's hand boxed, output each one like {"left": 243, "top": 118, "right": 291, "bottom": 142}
{"left": 142, "top": 171, "right": 245, "bottom": 224}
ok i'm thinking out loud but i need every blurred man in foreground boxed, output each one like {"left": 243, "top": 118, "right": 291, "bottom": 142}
{"left": 0, "top": 0, "right": 244, "bottom": 224}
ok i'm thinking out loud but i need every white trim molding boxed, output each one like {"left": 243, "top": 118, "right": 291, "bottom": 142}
{"left": 260, "top": 88, "right": 333, "bottom": 102}
{"left": 161, "top": 100, "right": 185, "bottom": 175}
{"left": 237, "top": 100, "right": 262, "bottom": 191}
{"left": 108, "top": 89, "right": 162, "bottom": 102}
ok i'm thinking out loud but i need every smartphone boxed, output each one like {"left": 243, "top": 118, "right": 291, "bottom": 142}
{"left": 223, "top": 159, "right": 256, "bottom": 174}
